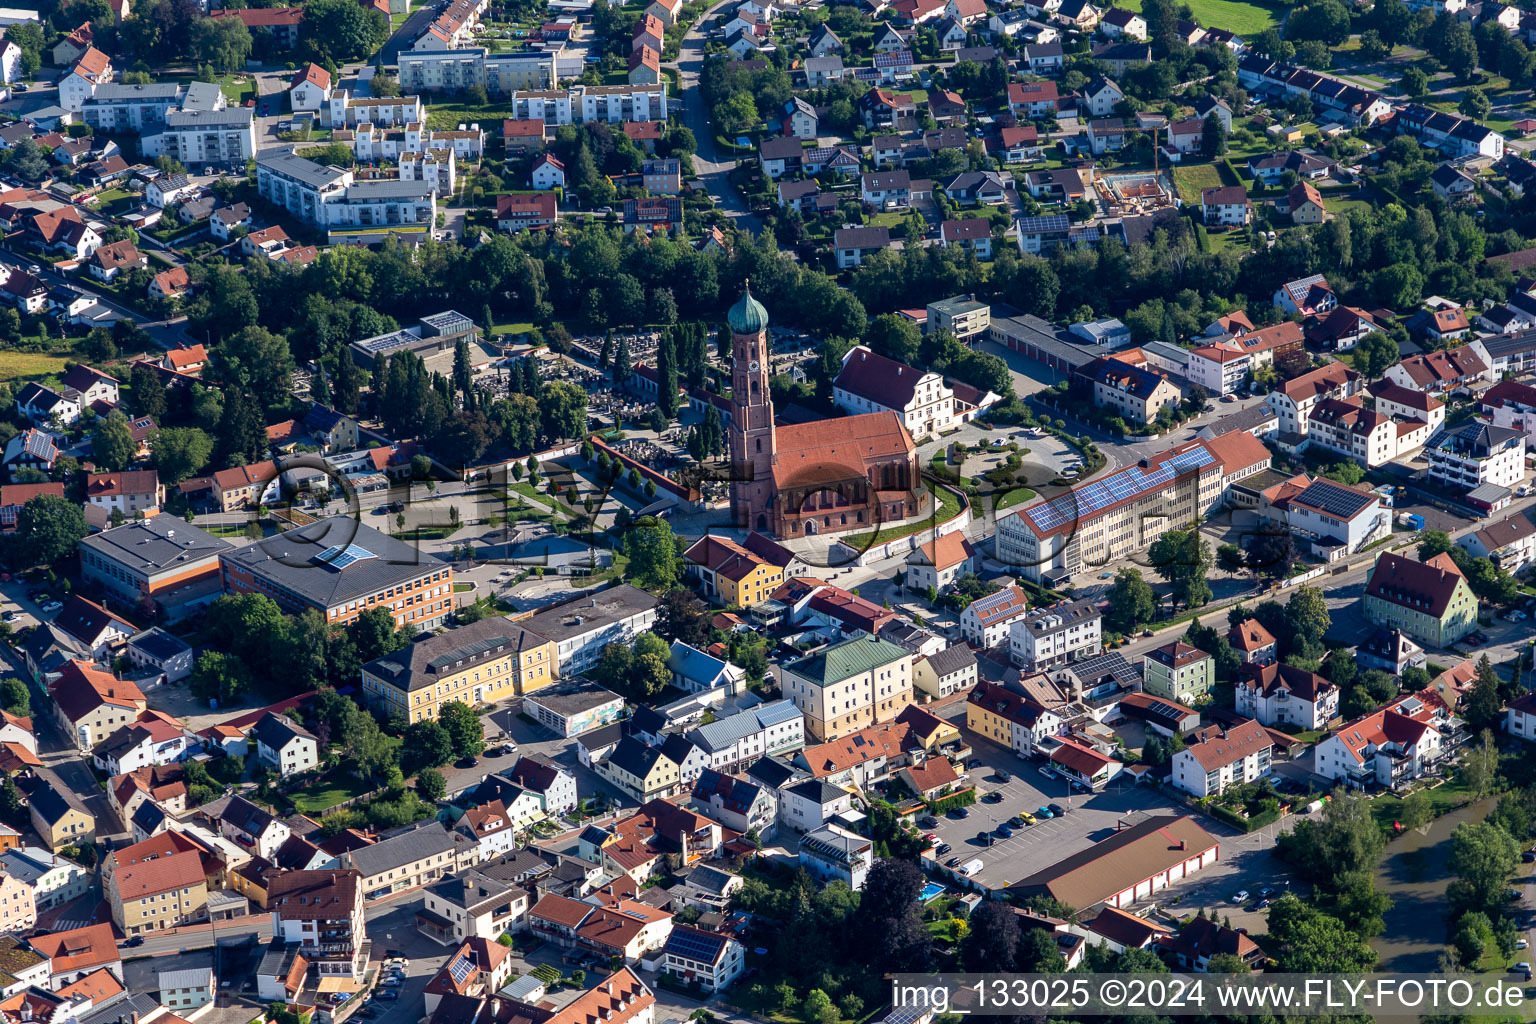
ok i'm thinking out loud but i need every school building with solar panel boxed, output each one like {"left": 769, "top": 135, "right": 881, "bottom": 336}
{"left": 219, "top": 517, "right": 455, "bottom": 629}
{"left": 996, "top": 432, "right": 1272, "bottom": 585}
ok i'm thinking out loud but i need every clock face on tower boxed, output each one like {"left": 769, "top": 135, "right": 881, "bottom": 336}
{"left": 749, "top": 361, "right": 760, "bottom": 371}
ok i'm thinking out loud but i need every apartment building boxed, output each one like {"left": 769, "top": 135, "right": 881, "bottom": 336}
{"left": 343, "top": 822, "right": 475, "bottom": 902}
{"left": 685, "top": 700, "right": 805, "bottom": 771}
{"left": 138, "top": 107, "right": 256, "bottom": 168}
{"left": 82, "top": 81, "right": 201, "bottom": 131}
{"left": 84, "top": 470, "right": 163, "bottom": 518}
{"left": 1425, "top": 422, "right": 1526, "bottom": 493}
{"left": 960, "top": 585, "right": 1031, "bottom": 648}
{"left": 521, "top": 584, "right": 658, "bottom": 674}
{"left": 1458, "top": 511, "right": 1536, "bottom": 573}
{"left": 1074, "top": 356, "right": 1181, "bottom": 425}
{"left": 1171, "top": 721, "right": 1273, "bottom": 797}
{"left": 1315, "top": 693, "right": 1446, "bottom": 789}
{"left": 997, "top": 433, "right": 1270, "bottom": 584}
{"left": 418, "top": 869, "right": 529, "bottom": 945}
{"left": 682, "top": 532, "right": 790, "bottom": 608}
{"left": 966, "top": 681, "right": 1064, "bottom": 757}
{"left": 1007, "top": 597, "right": 1103, "bottom": 670}
{"left": 269, "top": 870, "right": 367, "bottom": 979}
{"left": 1362, "top": 551, "right": 1477, "bottom": 648}
{"left": 255, "top": 150, "right": 437, "bottom": 235}
{"left": 1266, "top": 361, "right": 1362, "bottom": 437}
{"left": 220, "top": 518, "right": 454, "bottom": 629}
{"left": 1235, "top": 663, "right": 1339, "bottom": 729}
{"left": 1304, "top": 397, "right": 1430, "bottom": 467}
{"left": 1481, "top": 378, "right": 1536, "bottom": 447}
{"left": 104, "top": 833, "right": 208, "bottom": 935}
{"left": 398, "top": 48, "right": 554, "bottom": 94}
{"left": 1384, "top": 345, "right": 1490, "bottom": 395}
{"left": 833, "top": 346, "right": 956, "bottom": 439}
{"left": 362, "top": 615, "right": 557, "bottom": 722}
{"left": 781, "top": 635, "right": 913, "bottom": 741}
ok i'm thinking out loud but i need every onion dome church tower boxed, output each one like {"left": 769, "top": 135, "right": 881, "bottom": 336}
{"left": 726, "top": 281, "right": 777, "bottom": 533}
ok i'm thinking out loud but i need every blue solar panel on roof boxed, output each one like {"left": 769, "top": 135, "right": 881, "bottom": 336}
{"left": 667, "top": 928, "right": 724, "bottom": 962}
{"left": 1025, "top": 447, "right": 1213, "bottom": 531}
{"left": 448, "top": 954, "right": 474, "bottom": 984}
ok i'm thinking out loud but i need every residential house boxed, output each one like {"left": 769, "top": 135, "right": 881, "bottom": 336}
{"left": 1170, "top": 720, "right": 1273, "bottom": 796}
{"left": 1363, "top": 551, "right": 1477, "bottom": 648}
{"left": 1142, "top": 642, "right": 1213, "bottom": 703}
{"left": 1235, "top": 663, "right": 1338, "bottom": 729}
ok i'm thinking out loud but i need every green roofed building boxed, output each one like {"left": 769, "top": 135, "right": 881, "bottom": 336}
{"left": 781, "top": 634, "right": 913, "bottom": 742}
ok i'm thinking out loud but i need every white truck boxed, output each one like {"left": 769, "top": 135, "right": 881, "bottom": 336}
{"left": 958, "top": 859, "right": 983, "bottom": 877}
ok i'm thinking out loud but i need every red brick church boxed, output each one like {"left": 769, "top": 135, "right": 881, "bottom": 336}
{"left": 726, "top": 283, "right": 922, "bottom": 538}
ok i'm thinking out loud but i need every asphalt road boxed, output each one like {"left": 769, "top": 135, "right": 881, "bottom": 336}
{"left": 0, "top": 248, "right": 190, "bottom": 351}
{"left": 674, "top": 0, "right": 760, "bottom": 228}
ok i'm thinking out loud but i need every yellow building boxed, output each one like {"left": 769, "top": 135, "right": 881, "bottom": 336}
{"left": 28, "top": 786, "right": 95, "bottom": 853}
{"left": 594, "top": 736, "right": 684, "bottom": 803}
{"left": 104, "top": 836, "right": 210, "bottom": 936}
{"left": 782, "top": 635, "right": 913, "bottom": 742}
{"left": 362, "top": 616, "right": 558, "bottom": 723}
{"left": 683, "top": 533, "right": 790, "bottom": 608}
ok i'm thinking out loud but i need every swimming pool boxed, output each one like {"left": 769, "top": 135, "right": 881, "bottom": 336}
{"left": 919, "top": 881, "right": 946, "bottom": 902}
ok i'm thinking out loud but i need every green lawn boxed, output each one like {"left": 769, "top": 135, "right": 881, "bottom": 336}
{"left": 0, "top": 351, "right": 72, "bottom": 382}
{"left": 845, "top": 486, "right": 963, "bottom": 549}
{"left": 993, "top": 486, "right": 1037, "bottom": 511}
{"left": 1171, "top": 163, "right": 1224, "bottom": 204}
{"left": 290, "top": 772, "right": 373, "bottom": 814}
{"left": 218, "top": 74, "right": 255, "bottom": 105}
{"left": 1323, "top": 195, "right": 1374, "bottom": 217}
{"left": 1120, "top": 0, "right": 1282, "bottom": 33}
{"left": 491, "top": 322, "right": 536, "bottom": 336}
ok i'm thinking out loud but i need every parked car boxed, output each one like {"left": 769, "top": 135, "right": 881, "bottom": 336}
{"left": 995, "top": 770, "right": 1011, "bottom": 783}
{"left": 935, "top": 843, "right": 951, "bottom": 855}
{"left": 124, "top": 937, "right": 144, "bottom": 948}
{"left": 995, "top": 824, "right": 1013, "bottom": 838}
{"left": 1048, "top": 803, "right": 1067, "bottom": 816}
{"left": 377, "top": 992, "right": 399, "bottom": 1002}
{"left": 918, "top": 815, "right": 939, "bottom": 828}
{"left": 945, "top": 857, "right": 960, "bottom": 868}
{"left": 983, "top": 791, "right": 1003, "bottom": 803}
{"left": 1008, "top": 816, "right": 1026, "bottom": 828}
{"left": 39, "top": 601, "right": 61, "bottom": 614}
{"left": 1017, "top": 811, "right": 1036, "bottom": 825}
{"left": 1036, "top": 806, "right": 1054, "bottom": 819}
{"left": 975, "top": 830, "right": 993, "bottom": 846}
{"left": 1231, "top": 890, "right": 1249, "bottom": 904}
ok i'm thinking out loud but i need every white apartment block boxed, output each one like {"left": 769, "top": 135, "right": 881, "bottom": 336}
{"left": 326, "top": 92, "right": 426, "bottom": 129}
{"left": 1266, "top": 362, "right": 1361, "bottom": 437}
{"left": 1170, "top": 721, "right": 1272, "bottom": 797}
{"left": 141, "top": 107, "right": 256, "bottom": 168}
{"left": 398, "top": 48, "right": 555, "bottom": 94}
{"left": 256, "top": 150, "right": 437, "bottom": 232}
{"left": 1426, "top": 423, "right": 1526, "bottom": 493}
{"left": 1007, "top": 598, "right": 1102, "bottom": 670}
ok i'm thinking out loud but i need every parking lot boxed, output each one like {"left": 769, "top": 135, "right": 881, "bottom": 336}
{"left": 923, "top": 734, "right": 1192, "bottom": 892}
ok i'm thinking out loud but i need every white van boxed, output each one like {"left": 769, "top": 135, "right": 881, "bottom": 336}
{"left": 959, "top": 859, "right": 983, "bottom": 877}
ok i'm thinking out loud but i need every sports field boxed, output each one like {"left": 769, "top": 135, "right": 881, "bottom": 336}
{"left": 1120, "top": 0, "right": 1283, "bottom": 35}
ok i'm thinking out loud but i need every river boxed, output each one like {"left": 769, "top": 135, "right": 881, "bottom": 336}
{"left": 1372, "top": 797, "right": 1498, "bottom": 972}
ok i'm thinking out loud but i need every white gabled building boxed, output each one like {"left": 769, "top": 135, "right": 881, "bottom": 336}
{"left": 1458, "top": 510, "right": 1536, "bottom": 572}
{"left": 833, "top": 345, "right": 956, "bottom": 439}
{"left": 1170, "top": 720, "right": 1273, "bottom": 797}
{"left": 1007, "top": 597, "right": 1102, "bottom": 670}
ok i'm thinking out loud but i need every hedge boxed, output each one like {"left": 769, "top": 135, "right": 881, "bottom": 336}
{"left": 927, "top": 788, "right": 978, "bottom": 814}
{"left": 1206, "top": 803, "right": 1282, "bottom": 832}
